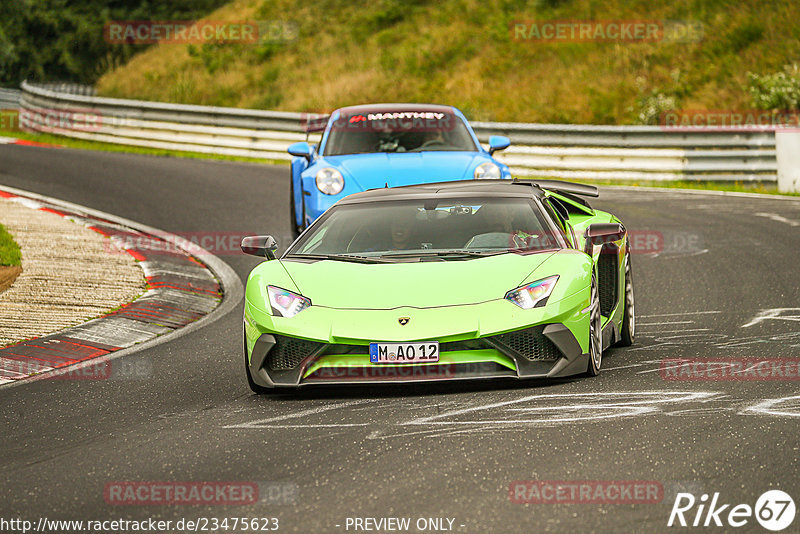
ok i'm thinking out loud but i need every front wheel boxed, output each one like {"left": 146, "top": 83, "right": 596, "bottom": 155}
{"left": 616, "top": 255, "right": 635, "bottom": 347}
{"left": 586, "top": 274, "right": 603, "bottom": 376}
{"left": 289, "top": 178, "right": 303, "bottom": 240}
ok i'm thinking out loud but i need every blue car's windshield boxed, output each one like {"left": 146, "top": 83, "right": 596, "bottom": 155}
{"left": 322, "top": 110, "right": 478, "bottom": 156}
{"left": 286, "top": 197, "right": 562, "bottom": 259}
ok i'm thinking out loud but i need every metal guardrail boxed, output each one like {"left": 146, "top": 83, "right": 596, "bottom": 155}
{"left": 0, "top": 88, "right": 21, "bottom": 109}
{"left": 19, "top": 81, "right": 777, "bottom": 181}
{"left": 24, "top": 82, "right": 96, "bottom": 97}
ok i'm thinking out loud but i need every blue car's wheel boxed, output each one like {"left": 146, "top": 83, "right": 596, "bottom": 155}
{"left": 289, "top": 176, "right": 303, "bottom": 239}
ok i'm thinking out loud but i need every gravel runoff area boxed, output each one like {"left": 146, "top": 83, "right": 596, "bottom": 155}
{"left": 0, "top": 195, "right": 146, "bottom": 347}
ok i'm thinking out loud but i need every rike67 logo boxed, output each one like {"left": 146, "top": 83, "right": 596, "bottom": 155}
{"left": 669, "top": 490, "right": 795, "bottom": 531}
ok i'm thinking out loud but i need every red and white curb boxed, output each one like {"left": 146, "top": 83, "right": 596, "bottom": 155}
{"left": 0, "top": 186, "right": 242, "bottom": 385}
{"left": 0, "top": 136, "right": 61, "bottom": 148}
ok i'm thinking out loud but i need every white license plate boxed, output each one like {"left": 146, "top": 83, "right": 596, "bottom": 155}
{"left": 369, "top": 342, "right": 439, "bottom": 364}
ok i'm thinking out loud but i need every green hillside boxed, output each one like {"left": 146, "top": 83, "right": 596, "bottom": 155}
{"left": 96, "top": 0, "right": 800, "bottom": 124}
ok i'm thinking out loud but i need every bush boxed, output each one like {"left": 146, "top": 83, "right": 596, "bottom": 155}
{"left": 636, "top": 92, "right": 678, "bottom": 125}
{"left": 747, "top": 65, "right": 800, "bottom": 111}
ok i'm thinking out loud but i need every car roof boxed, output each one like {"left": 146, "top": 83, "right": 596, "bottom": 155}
{"left": 338, "top": 180, "right": 549, "bottom": 205}
{"left": 337, "top": 179, "right": 600, "bottom": 205}
{"left": 335, "top": 103, "right": 457, "bottom": 116}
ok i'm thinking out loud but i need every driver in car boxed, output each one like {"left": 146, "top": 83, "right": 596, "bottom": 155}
{"left": 389, "top": 211, "right": 416, "bottom": 250}
{"left": 418, "top": 130, "right": 446, "bottom": 149}
{"left": 478, "top": 204, "right": 537, "bottom": 248}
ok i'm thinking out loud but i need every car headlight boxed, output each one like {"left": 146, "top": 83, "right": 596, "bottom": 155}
{"left": 315, "top": 167, "right": 344, "bottom": 195}
{"left": 267, "top": 285, "right": 311, "bottom": 317}
{"left": 505, "top": 275, "right": 559, "bottom": 309}
{"left": 474, "top": 162, "right": 501, "bottom": 180}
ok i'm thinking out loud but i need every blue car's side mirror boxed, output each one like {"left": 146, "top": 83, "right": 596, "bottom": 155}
{"left": 287, "top": 141, "right": 314, "bottom": 161}
{"left": 488, "top": 135, "right": 511, "bottom": 155}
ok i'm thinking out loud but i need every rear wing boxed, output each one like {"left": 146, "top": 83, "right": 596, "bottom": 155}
{"left": 513, "top": 179, "right": 599, "bottom": 198}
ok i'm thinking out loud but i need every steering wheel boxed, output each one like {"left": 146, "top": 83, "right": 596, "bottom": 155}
{"left": 420, "top": 139, "right": 447, "bottom": 148}
{"left": 409, "top": 140, "right": 449, "bottom": 152}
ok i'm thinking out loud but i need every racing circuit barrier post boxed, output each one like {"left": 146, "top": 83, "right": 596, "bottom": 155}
{"left": 18, "top": 80, "right": 778, "bottom": 182}
{"left": 775, "top": 129, "right": 800, "bottom": 193}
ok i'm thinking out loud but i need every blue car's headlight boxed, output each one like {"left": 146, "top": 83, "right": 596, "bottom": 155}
{"left": 474, "top": 162, "right": 501, "bottom": 180}
{"left": 267, "top": 285, "right": 311, "bottom": 317}
{"left": 316, "top": 167, "right": 344, "bottom": 195}
{"left": 505, "top": 276, "right": 559, "bottom": 309}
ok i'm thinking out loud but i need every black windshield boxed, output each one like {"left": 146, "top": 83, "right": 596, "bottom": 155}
{"left": 287, "top": 197, "right": 562, "bottom": 259}
{"left": 322, "top": 111, "right": 478, "bottom": 156}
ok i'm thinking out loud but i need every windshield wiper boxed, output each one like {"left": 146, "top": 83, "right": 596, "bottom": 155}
{"left": 382, "top": 250, "right": 507, "bottom": 259}
{"left": 285, "top": 253, "right": 392, "bottom": 264}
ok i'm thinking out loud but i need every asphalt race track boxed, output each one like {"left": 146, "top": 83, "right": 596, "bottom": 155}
{"left": 1, "top": 144, "right": 799, "bottom": 533}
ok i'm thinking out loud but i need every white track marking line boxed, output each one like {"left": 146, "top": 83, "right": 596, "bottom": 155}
{"left": 401, "top": 391, "right": 718, "bottom": 426}
{"left": 222, "top": 400, "right": 375, "bottom": 429}
{"left": 743, "top": 308, "right": 800, "bottom": 328}
{"left": 741, "top": 396, "right": 800, "bottom": 417}
{"left": 491, "top": 406, "right": 657, "bottom": 424}
{"left": 639, "top": 311, "right": 721, "bottom": 318}
{"left": 637, "top": 321, "right": 694, "bottom": 326}
{"left": 636, "top": 363, "right": 681, "bottom": 374}
{"left": 638, "top": 328, "right": 711, "bottom": 334}
{"left": 659, "top": 249, "right": 709, "bottom": 259}
{"left": 603, "top": 363, "right": 650, "bottom": 371}
{"left": 754, "top": 212, "right": 800, "bottom": 227}
{"left": 255, "top": 423, "right": 369, "bottom": 428}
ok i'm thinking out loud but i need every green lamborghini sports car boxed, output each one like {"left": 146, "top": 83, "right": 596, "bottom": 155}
{"left": 240, "top": 179, "right": 634, "bottom": 392}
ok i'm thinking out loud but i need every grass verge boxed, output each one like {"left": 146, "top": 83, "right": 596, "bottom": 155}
{"left": 0, "top": 222, "right": 22, "bottom": 294}
{"left": 0, "top": 223, "right": 21, "bottom": 267}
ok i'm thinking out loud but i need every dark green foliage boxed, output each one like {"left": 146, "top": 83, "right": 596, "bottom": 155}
{"left": 0, "top": 0, "right": 228, "bottom": 87}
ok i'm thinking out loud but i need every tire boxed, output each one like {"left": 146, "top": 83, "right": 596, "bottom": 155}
{"left": 616, "top": 254, "right": 635, "bottom": 347}
{"left": 244, "top": 331, "right": 271, "bottom": 394}
{"left": 586, "top": 274, "right": 603, "bottom": 376}
{"left": 289, "top": 177, "right": 302, "bottom": 240}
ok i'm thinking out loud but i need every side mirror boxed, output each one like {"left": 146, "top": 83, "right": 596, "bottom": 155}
{"left": 241, "top": 235, "right": 278, "bottom": 260}
{"left": 584, "top": 223, "right": 624, "bottom": 255}
{"left": 287, "top": 141, "right": 313, "bottom": 161}
{"left": 488, "top": 135, "right": 511, "bottom": 155}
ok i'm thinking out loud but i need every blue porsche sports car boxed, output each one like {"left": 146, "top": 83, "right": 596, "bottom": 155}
{"left": 286, "top": 103, "right": 512, "bottom": 236}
